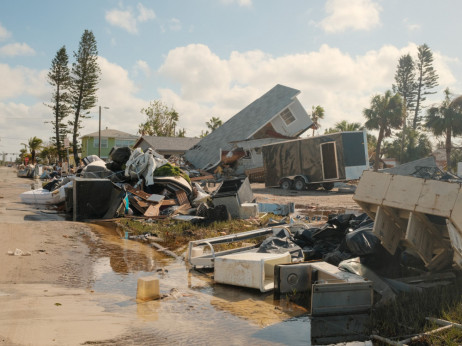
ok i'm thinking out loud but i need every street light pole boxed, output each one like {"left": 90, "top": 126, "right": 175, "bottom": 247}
{"left": 98, "top": 106, "right": 109, "bottom": 159}
{"left": 98, "top": 106, "right": 102, "bottom": 158}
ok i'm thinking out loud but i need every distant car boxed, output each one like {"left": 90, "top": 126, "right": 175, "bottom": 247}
{"left": 7, "top": 164, "right": 13, "bottom": 167}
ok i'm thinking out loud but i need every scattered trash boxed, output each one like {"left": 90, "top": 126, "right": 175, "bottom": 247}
{"left": 7, "top": 248, "right": 32, "bottom": 256}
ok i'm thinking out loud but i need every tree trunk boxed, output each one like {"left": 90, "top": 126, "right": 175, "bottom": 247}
{"left": 72, "top": 111, "right": 80, "bottom": 166}
{"left": 446, "top": 128, "right": 452, "bottom": 172}
{"left": 374, "top": 128, "right": 384, "bottom": 172}
{"left": 55, "top": 85, "right": 62, "bottom": 163}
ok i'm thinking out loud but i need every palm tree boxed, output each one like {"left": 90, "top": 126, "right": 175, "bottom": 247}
{"left": 425, "top": 88, "right": 462, "bottom": 171}
{"left": 206, "top": 117, "right": 222, "bottom": 132}
{"left": 363, "top": 90, "right": 403, "bottom": 171}
{"left": 27, "top": 136, "right": 43, "bottom": 164}
{"left": 334, "top": 120, "right": 363, "bottom": 132}
{"left": 311, "top": 105, "right": 325, "bottom": 136}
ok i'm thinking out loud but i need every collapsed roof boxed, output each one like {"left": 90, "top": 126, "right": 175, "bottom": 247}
{"left": 184, "top": 84, "right": 313, "bottom": 169}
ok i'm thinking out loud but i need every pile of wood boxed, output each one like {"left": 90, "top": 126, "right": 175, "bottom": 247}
{"left": 125, "top": 184, "right": 191, "bottom": 219}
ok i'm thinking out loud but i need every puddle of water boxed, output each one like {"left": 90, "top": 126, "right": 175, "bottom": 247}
{"left": 85, "top": 222, "right": 368, "bottom": 345}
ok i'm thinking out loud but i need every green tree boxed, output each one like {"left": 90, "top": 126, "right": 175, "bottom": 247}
{"left": 311, "top": 105, "right": 325, "bottom": 136}
{"left": 363, "top": 90, "right": 403, "bottom": 171}
{"left": 46, "top": 46, "right": 72, "bottom": 163}
{"left": 382, "top": 128, "right": 432, "bottom": 164}
{"left": 177, "top": 128, "right": 186, "bottom": 137}
{"left": 27, "top": 137, "right": 43, "bottom": 164}
{"left": 70, "top": 30, "right": 101, "bottom": 164}
{"left": 325, "top": 120, "right": 363, "bottom": 133}
{"left": 393, "top": 54, "right": 417, "bottom": 128}
{"left": 425, "top": 88, "right": 462, "bottom": 172}
{"left": 413, "top": 44, "right": 439, "bottom": 130}
{"left": 138, "top": 100, "right": 179, "bottom": 137}
{"left": 200, "top": 130, "right": 209, "bottom": 138}
{"left": 206, "top": 117, "right": 222, "bottom": 132}
{"left": 39, "top": 144, "right": 59, "bottom": 165}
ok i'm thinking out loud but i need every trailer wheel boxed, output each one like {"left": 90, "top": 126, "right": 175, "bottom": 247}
{"left": 322, "top": 182, "right": 335, "bottom": 191}
{"left": 280, "top": 179, "right": 292, "bottom": 190}
{"left": 307, "top": 183, "right": 319, "bottom": 191}
{"left": 294, "top": 178, "right": 306, "bottom": 191}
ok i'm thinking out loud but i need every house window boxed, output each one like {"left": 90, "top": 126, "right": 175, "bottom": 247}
{"left": 94, "top": 138, "right": 108, "bottom": 148}
{"left": 115, "top": 139, "right": 135, "bottom": 147}
{"left": 280, "top": 108, "right": 295, "bottom": 125}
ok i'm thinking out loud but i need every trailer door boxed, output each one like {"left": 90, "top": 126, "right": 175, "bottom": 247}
{"left": 320, "top": 142, "right": 338, "bottom": 180}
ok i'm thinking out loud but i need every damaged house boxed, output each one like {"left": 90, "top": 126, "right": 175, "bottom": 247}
{"left": 184, "top": 84, "right": 313, "bottom": 174}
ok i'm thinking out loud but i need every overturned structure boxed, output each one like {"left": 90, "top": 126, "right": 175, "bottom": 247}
{"left": 184, "top": 84, "right": 313, "bottom": 172}
{"left": 353, "top": 170, "right": 462, "bottom": 271}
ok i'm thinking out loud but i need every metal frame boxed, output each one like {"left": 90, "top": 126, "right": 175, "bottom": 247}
{"left": 320, "top": 141, "right": 339, "bottom": 180}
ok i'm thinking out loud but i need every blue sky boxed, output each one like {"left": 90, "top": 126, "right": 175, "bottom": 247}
{"left": 0, "top": 0, "right": 461, "bottom": 160}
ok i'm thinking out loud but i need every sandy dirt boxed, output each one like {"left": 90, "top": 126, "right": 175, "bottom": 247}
{"left": 0, "top": 167, "right": 137, "bottom": 345}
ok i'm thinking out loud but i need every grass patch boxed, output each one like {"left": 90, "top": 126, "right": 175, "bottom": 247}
{"left": 116, "top": 214, "right": 284, "bottom": 254}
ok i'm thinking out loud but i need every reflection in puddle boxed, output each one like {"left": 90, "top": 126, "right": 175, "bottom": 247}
{"left": 86, "top": 222, "right": 318, "bottom": 345}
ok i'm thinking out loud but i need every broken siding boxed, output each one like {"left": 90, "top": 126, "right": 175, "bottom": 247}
{"left": 184, "top": 84, "right": 312, "bottom": 169}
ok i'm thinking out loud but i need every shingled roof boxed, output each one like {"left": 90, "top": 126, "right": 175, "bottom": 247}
{"left": 184, "top": 84, "right": 303, "bottom": 169}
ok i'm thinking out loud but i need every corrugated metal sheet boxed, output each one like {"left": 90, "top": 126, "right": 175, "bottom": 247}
{"left": 184, "top": 84, "right": 309, "bottom": 169}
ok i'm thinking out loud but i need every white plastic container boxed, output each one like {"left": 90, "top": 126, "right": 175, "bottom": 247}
{"left": 214, "top": 252, "right": 291, "bottom": 292}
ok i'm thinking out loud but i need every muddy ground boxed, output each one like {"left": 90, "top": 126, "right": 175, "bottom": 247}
{"left": 0, "top": 166, "right": 362, "bottom": 345}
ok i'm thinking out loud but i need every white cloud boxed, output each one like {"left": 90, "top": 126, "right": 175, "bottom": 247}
{"left": 169, "top": 18, "right": 182, "bottom": 31}
{"left": 221, "top": 0, "right": 252, "bottom": 7}
{"left": 106, "top": 9, "right": 138, "bottom": 34}
{"left": 137, "top": 3, "right": 155, "bottom": 22}
{"left": 0, "top": 43, "right": 35, "bottom": 57}
{"left": 133, "top": 60, "right": 151, "bottom": 77}
{"left": 105, "top": 3, "right": 155, "bottom": 34}
{"left": 0, "top": 64, "right": 46, "bottom": 100}
{"left": 321, "top": 0, "right": 381, "bottom": 33}
{"left": 158, "top": 43, "right": 457, "bottom": 137}
{"left": 0, "top": 23, "right": 11, "bottom": 41}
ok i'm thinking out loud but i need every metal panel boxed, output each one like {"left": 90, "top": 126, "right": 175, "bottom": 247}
{"left": 310, "top": 314, "right": 370, "bottom": 344}
{"left": 415, "top": 179, "right": 460, "bottom": 217}
{"left": 274, "top": 262, "right": 312, "bottom": 297}
{"left": 311, "top": 281, "right": 373, "bottom": 316}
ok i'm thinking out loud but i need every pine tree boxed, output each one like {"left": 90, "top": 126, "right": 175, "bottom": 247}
{"left": 70, "top": 30, "right": 101, "bottom": 164}
{"left": 413, "top": 44, "right": 439, "bottom": 129}
{"left": 392, "top": 53, "right": 417, "bottom": 129}
{"left": 46, "top": 46, "right": 72, "bottom": 163}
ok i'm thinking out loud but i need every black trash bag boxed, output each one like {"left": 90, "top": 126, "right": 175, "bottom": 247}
{"left": 348, "top": 213, "right": 372, "bottom": 229}
{"left": 111, "top": 147, "right": 132, "bottom": 165}
{"left": 302, "top": 240, "right": 338, "bottom": 261}
{"left": 257, "top": 236, "right": 304, "bottom": 262}
{"left": 293, "top": 227, "right": 321, "bottom": 246}
{"left": 345, "top": 226, "right": 380, "bottom": 256}
{"left": 323, "top": 249, "right": 352, "bottom": 266}
{"left": 327, "top": 213, "right": 356, "bottom": 231}
{"left": 43, "top": 179, "right": 61, "bottom": 191}
{"left": 106, "top": 161, "right": 123, "bottom": 172}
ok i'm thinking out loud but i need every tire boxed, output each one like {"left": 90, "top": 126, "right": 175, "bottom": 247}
{"left": 294, "top": 178, "right": 306, "bottom": 191}
{"left": 280, "top": 179, "right": 292, "bottom": 190}
{"left": 322, "top": 182, "right": 335, "bottom": 191}
{"left": 307, "top": 183, "right": 319, "bottom": 191}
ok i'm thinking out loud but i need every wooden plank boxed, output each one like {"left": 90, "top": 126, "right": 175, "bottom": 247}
{"left": 161, "top": 199, "right": 178, "bottom": 206}
{"left": 125, "top": 184, "right": 151, "bottom": 200}
{"left": 190, "top": 175, "right": 214, "bottom": 182}
{"left": 373, "top": 206, "right": 404, "bottom": 255}
{"left": 404, "top": 212, "right": 435, "bottom": 264}
{"left": 128, "top": 196, "right": 147, "bottom": 214}
{"left": 144, "top": 204, "right": 160, "bottom": 217}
